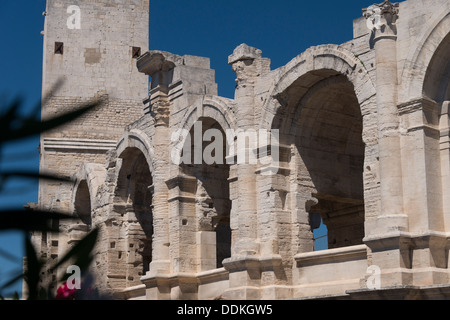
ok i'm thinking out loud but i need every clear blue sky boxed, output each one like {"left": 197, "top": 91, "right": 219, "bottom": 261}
{"left": 0, "top": 0, "right": 376, "bottom": 297}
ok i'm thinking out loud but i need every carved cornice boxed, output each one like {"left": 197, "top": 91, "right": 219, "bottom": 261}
{"left": 137, "top": 51, "right": 179, "bottom": 77}
{"left": 148, "top": 90, "right": 170, "bottom": 127}
{"left": 363, "top": 1, "right": 399, "bottom": 36}
{"left": 165, "top": 174, "right": 197, "bottom": 191}
{"left": 398, "top": 97, "right": 440, "bottom": 136}
{"left": 43, "top": 138, "right": 117, "bottom": 152}
{"left": 397, "top": 97, "right": 439, "bottom": 115}
{"left": 228, "top": 43, "right": 262, "bottom": 65}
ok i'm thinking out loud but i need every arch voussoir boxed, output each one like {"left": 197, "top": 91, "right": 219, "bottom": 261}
{"left": 116, "top": 128, "right": 155, "bottom": 175}
{"left": 259, "top": 44, "right": 376, "bottom": 132}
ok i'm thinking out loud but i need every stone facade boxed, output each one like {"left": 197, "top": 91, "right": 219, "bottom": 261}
{"left": 34, "top": 0, "right": 450, "bottom": 299}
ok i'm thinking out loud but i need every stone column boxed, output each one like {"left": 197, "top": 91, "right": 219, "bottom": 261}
{"left": 137, "top": 53, "right": 173, "bottom": 299}
{"left": 396, "top": 97, "right": 447, "bottom": 285}
{"left": 227, "top": 44, "right": 267, "bottom": 256}
{"left": 255, "top": 142, "right": 293, "bottom": 299}
{"left": 124, "top": 205, "right": 146, "bottom": 287}
{"left": 148, "top": 87, "right": 171, "bottom": 277}
{"left": 165, "top": 173, "right": 200, "bottom": 299}
{"left": 223, "top": 44, "right": 274, "bottom": 299}
{"left": 439, "top": 101, "right": 450, "bottom": 281}
{"left": 364, "top": 2, "right": 449, "bottom": 288}
{"left": 363, "top": 1, "right": 407, "bottom": 233}
{"left": 440, "top": 101, "right": 450, "bottom": 230}
{"left": 398, "top": 97, "right": 443, "bottom": 235}
{"left": 362, "top": 1, "right": 411, "bottom": 287}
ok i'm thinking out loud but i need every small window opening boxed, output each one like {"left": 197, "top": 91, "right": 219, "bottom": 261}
{"left": 55, "top": 42, "right": 64, "bottom": 54}
{"left": 132, "top": 46, "right": 141, "bottom": 59}
{"left": 312, "top": 214, "right": 328, "bottom": 251}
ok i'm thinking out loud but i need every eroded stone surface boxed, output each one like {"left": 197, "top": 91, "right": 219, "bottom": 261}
{"left": 33, "top": 0, "right": 450, "bottom": 300}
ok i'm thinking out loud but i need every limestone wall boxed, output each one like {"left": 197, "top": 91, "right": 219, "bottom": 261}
{"left": 35, "top": 0, "right": 450, "bottom": 300}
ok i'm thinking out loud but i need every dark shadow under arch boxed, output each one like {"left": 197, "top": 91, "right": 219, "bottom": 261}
{"left": 181, "top": 117, "right": 232, "bottom": 269}
{"left": 74, "top": 180, "right": 92, "bottom": 226}
{"left": 274, "top": 70, "right": 365, "bottom": 250}
{"left": 424, "top": 32, "right": 450, "bottom": 103}
{"left": 116, "top": 147, "right": 154, "bottom": 276}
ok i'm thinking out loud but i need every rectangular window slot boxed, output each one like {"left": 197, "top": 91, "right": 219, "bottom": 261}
{"left": 54, "top": 42, "right": 64, "bottom": 55}
{"left": 132, "top": 46, "right": 141, "bottom": 59}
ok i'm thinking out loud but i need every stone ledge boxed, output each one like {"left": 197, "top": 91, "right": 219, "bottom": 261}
{"left": 43, "top": 137, "right": 117, "bottom": 152}
{"left": 222, "top": 254, "right": 283, "bottom": 271}
{"left": 346, "top": 283, "right": 450, "bottom": 299}
{"left": 119, "top": 284, "right": 146, "bottom": 300}
{"left": 140, "top": 268, "right": 229, "bottom": 286}
{"left": 294, "top": 244, "right": 367, "bottom": 266}
{"left": 363, "top": 230, "right": 450, "bottom": 250}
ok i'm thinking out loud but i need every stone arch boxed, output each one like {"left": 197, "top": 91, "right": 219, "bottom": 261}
{"left": 294, "top": 73, "right": 366, "bottom": 249}
{"left": 175, "top": 95, "right": 237, "bottom": 153}
{"left": 258, "top": 45, "right": 377, "bottom": 253}
{"left": 69, "top": 163, "right": 106, "bottom": 248}
{"left": 116, "top": 128, "right": 155, "bottom": 175}
{"left": 424, "top": 32, "right": 450, "bottom": 103}
{"left": 113, "top": 145, "right": 154, "bottom": 286}
{"left": 402, "top": 9, "right": 450, "bottom": 234}
{"left": 259, "top": 44, "right": 376, "bottom": 133}
{"left": 173, "top": 96, "right": 235, "bottom": 270}
{"left": 70, "top": 163, "right": 107, "bottom": 224}
{"left": 400, "top": 10, "right": 450, "bottom": 103}
{"left": 73, "top": 180, "right": 92, "bottom": 225}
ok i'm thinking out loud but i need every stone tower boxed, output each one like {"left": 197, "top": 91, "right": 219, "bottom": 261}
{"left": 35, "top": 0, "right": 149, "bottom": 290}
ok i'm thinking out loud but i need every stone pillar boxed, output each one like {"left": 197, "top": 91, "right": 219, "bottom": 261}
{"left": 148, "top": 88, "right": 171, "bottom": 277}
{"left": 124, "top": 205, "right": 146, "bottom": 287}
{"left": 68, "top": 224, "right": 90, "bottom": 247}
{"left": 364, "top": 2, "right": 450, "bottom": 288}
{"left": 137, "top": 53, "right": 173, "bottom": 298}
{"left": 398, "top": 97, "right": 443, "bottom": 235}
{"left": 223, "top": 44, "right": 274, "bottom": 299}
{"left": 363, "top": 1, "right": 407, "bottom": 233}
{"left": 396, "top": 97, "right": 448, "bottom": 285}
{"left": 197, "top": 231, "right": 217, "bottom": 272}
{"left": 440, "top": 101, "right": 450, "bottom": 231}
{"left": 255, "top": 142, "right": 293, "bottom": 299}
{"left": 362, "top": 1, "right": 411, "bottom": 288}
{"left": 440, "top": 101, "right": 450, "bottom": 280}
{"left": 165, "top": 174, "right": 199, "bottom": 299}
{"left": 227, "top": 44, "right": 269, "bottom": 256}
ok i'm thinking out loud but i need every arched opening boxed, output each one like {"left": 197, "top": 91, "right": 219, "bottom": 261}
{"left": 115, "top": 148, "right": 154, "bottom": 279}
{"left": 180, "top": 117, "right": 232, "bottom": 269}
{"left": 74, "top": 180, "right": 92, "bottom": 226}
{"left": 423, "top": 31, "right": 450, "bottom": 231}
{"left": 424, "top": 32, "right": 450, "bottom": 103}
{"left": 71, "top": 179, "right": 93, "bottom": 249}
{"left": 276, "top": 71, "right": 365, "bottom": 251}
{"left": 300, "top": 74, "right": 365, "bottom": 250}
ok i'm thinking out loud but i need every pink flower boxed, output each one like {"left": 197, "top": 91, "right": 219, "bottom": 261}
{"left": 55, "top": 282, "right": 77, "bottom": 300}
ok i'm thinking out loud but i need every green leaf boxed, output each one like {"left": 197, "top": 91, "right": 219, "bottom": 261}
{"left": 0, "top": 209, "right": 77, "bottom": 232}
{"left": 0, "top": 171, "right": 71, "bottom": 183}
{"left": 29, "top": 79, "right": 65, "bottom": 119}
{"left": 23, "top": 235, "right": 43, "bottom": 300}
{"left": 0, "top": 98, "right": 21, "bottom": 128}
{"left": 0, "top": 247, "right": 21, "bottom": 263}
{"left": 38, "top": 287, "right": 49, "bottom": 300}
{"left": 0, "top": 271, "right": 23, "bottom": 292}
{"left": 0, "top": 100, "right": 101, "bottom": 143}
{"left": 0, "top": 171, "right": 72, "bottom": 193}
